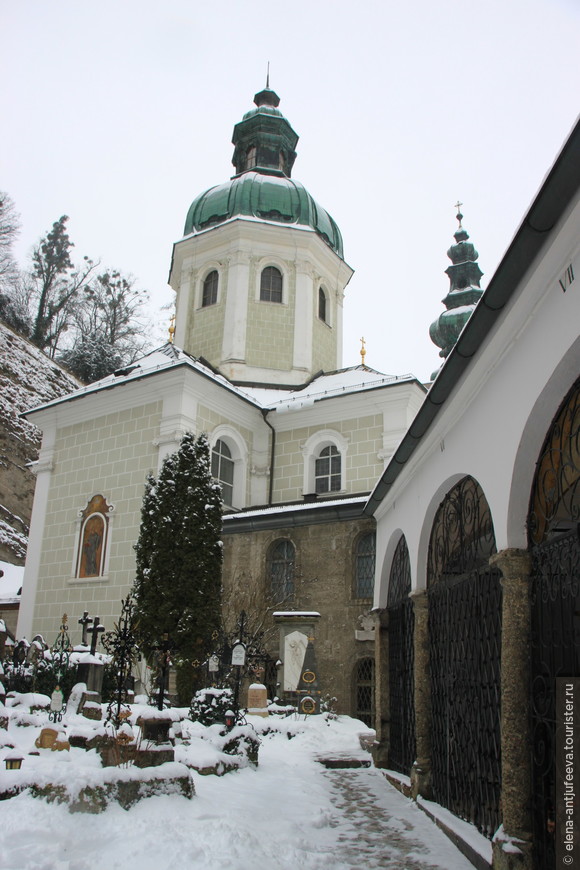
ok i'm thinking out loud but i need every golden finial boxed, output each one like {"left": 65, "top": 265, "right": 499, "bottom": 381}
{"left": 168, "top": 313, "right": 176, "bottom": 344}
{"left": 360, "top": 336, "right": 367, "bottom": 366}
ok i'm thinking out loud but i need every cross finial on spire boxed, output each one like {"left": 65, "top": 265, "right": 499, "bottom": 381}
{"left": 266, "top": 61, "right": 270, "bottom": 89}
{"left": 360, "top": 336, "right": 367, "bottom": 366}
{"left": 168, "top": 313, "right": 175, "bottom": 344}
{"left": 454, "top": 200, "right": 463, "bottom": 228}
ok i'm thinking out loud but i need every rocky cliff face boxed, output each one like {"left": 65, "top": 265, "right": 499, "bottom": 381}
{"left": 0, "top": 322, "right": 80, "bottom": 564}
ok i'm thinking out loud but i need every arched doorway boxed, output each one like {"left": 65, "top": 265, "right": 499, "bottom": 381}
{"left": 427, "top": 475, "right": 502, "bottom": 838}
{"left": 387, "top": 534, "right": 416, "bottom": 774}
{"left": 529, "top": 377, "right": 580, "bottom": 870}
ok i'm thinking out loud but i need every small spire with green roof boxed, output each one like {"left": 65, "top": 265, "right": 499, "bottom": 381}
{"left": 429, "top": 204, "right": 484, "bottom": 379}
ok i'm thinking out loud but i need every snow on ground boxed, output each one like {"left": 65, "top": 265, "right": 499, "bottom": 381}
{"left": 0, "top": 706, "right": 476, "bottom": 870}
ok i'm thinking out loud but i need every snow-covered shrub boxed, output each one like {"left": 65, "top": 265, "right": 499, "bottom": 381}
{"left": 190, "top": 687, "right": 234, "bottom": 726}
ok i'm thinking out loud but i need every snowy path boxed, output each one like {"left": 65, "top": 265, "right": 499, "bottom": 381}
{"left": 320, "top": 767, "right": 475, "bottom": 869}
{"left": 2, "top": 739, "right": 476, "bottom": 870}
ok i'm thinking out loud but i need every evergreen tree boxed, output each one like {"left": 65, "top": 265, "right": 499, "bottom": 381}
{"left": 29, "top": 215, "right": 95, "bottom": 355}
{"left": 133, "top": 432, "right": 223, "bottom": 704}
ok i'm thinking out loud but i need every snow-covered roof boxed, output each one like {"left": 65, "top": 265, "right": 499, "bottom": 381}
{"left": 244, "top": 366, "right": 418, "bottom": 412}
{"left": 222, "top": 496, "right": 367, "bottom": 523}
{"left": 0, "top": 561, "right": 24, "bottom": 604}
{"left": 22, "top": 344, "right": 419, "bottom": 419}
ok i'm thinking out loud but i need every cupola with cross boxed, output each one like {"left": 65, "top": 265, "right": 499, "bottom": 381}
{"left": 429, "top": 204, "right": 484, "bottom": 379}
{"left": 169, "top": 83, "right": 353, "bottom": 386}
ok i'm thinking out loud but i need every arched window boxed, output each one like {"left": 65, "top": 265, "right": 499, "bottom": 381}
{"left": 318, "top": 286, "right": 327, "bottom": 323}
{"left": 355, "top": 532, "right": 375, "bottom": 598}
{"left": 211, "top": 439, "right": 234, "bottom": 506}
{"left": 202, "top": 270, "right": 218, "bottom": 307}
{"left": 354, "top": 658, "right": 375, "bottom": 727}
{"left": 315, "top": 445, "right": 341, "bottom": 494}
{"left": 267, "top": 539, "right": 295, "bottom": 601}
{"left": 260, "top": 266, "right": 283, "bottom": 303}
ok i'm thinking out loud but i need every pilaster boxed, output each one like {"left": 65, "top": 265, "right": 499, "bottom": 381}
{"left": 410, "top": 589, "right": 432, "bottom": 798}
{"left": 372, "top": 608, "right": 390, "bottom": 768}
{"left": 489, "top": 548, "right": 533, "bottom": 870}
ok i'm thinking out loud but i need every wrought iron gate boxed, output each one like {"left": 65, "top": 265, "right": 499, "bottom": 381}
{"left": 529, "top": 377, "right": 580, "bottom": 870}
{"left": 428, "top": 476, "right": 502, "bottom": 839}
{"left": 387, "top": 535, "right": 416, "bottom": 774}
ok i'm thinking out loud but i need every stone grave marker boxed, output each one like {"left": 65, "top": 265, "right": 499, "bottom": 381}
{"left": 247, "top": 683, "right": 268, "bottom": 717}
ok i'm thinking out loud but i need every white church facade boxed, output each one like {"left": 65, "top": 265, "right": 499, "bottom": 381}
{"left": 17, "top": 84, "right": 425, "bottom": 719}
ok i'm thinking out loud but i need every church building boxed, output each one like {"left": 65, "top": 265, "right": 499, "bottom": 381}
{"left": 17, "top": 84, "right": 425, "bottom": 719}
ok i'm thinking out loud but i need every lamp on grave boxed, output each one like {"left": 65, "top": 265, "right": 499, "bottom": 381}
{"left": 5, "top": 750, "right": 23, "bottom": 770}
{"left": 49, "top": 685, "right": 65, "bottom": 724}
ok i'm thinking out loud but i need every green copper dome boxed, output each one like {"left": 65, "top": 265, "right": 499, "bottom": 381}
{"left": 183, "top": 86, "right": 344, "bottom": 259}
{"left": 184, "top": 172, "right": 344, "bottom": 257}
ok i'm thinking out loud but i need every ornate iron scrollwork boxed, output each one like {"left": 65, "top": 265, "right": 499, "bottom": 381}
{"left": 529, "top": 379, "right": 580, "bottom": 546}
{"left": 529, "top": 378, "right": 580, "bottom": 870}
{"left": 387, "top": 535, "right": 416, "bottom": 774}
{"left": 427, "top": 476, "right": 501, "bottom": 840}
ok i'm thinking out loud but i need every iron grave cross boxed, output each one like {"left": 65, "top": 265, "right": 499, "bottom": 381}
{"left": 87, "top": 615, "right": 105, "bottom": 656}
{"left": 78, "top": 611, "right": 93, "bottom": 646}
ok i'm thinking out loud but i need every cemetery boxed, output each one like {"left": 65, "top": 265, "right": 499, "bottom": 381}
{"left": 0, "top": 602, "right": 372, "bottom": 815}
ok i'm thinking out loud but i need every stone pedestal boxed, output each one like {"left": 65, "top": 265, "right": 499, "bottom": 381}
{"left": 490, "top": 549, "right": 533, "bottom": 870}
{"left": 410, "top": 590, "right": 432, "bottom": 799}
{"left": 135, "top": 714, "right": 175, "bottom": 768}
{"left": 77, "top": 661, "right": 104, "bottom": 696}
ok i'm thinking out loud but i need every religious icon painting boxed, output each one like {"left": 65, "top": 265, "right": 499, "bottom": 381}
{"left": 75, "top": 494, "right": 114, "bottom": 578}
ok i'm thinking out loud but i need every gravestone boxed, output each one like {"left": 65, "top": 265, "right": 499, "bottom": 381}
{"left": 76, "top": 614, "right": 105, "bottom": 700}
{"left": 35, "top": 726, "right": 70, "bottom": 751}
{"left": 247, "top": 683, "right": 268, "bottom": 717}
{"left": 134, "top": 712, "right": 175, "bottom": 768}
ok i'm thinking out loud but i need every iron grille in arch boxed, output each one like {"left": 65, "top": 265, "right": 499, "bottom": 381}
{"left": 427, "top": 475, "right": 502, "bottom": 840}
{"left": 387, "top": 535, "right": 416, "bottom": 774}
{"left": 528, "top": 377, "right": 580, "bottom": 870}
{"left": 355, "top": 658, "right": 375, "bottom": 728}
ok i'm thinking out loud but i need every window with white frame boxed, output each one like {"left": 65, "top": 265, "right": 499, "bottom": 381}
{"left": 202, "top": 270, "right": 219, "bottom": 307}
{"left": 315, "top": 444, "right": 341, "bottom": 494}
{"left": 211, "top": 439, "right": 234, "bottom": 506}
{"left": 260, "top": 266, "right": 283, "bottom": 303}
{"left": 302, "top": 431, "right": 348, "bottom": 497}
{"left": 318, "top": 286, "right": 327, "bottom": 323}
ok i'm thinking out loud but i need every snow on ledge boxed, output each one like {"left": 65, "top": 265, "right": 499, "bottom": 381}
{"left": 417, "top": 797, "right": 493, "bottom": 866}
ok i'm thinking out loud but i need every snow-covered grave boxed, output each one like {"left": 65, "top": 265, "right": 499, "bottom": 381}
{"left": 0, "top": 691, "right": 481, "bottom": 870}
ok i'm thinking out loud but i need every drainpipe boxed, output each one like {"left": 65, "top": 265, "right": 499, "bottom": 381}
{"left": 261, "top": 409, "right": 276, "bottom": 506}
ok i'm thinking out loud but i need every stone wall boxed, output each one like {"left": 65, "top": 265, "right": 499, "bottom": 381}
{"left": 222, "top": 513, "right": 376, "bottom": 718}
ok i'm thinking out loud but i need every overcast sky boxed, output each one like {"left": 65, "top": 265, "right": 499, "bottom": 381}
{"left": 2, "top": 0, "right": 578, "bottom": 382}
